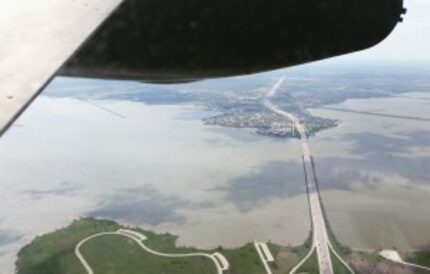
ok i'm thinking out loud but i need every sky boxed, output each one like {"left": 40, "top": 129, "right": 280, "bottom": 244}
{"left": 334, "top": 0, "right": 430, "bottom": 65}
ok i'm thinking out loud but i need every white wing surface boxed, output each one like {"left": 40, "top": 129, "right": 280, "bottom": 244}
{"left": 0, "top": 0, "right": 122, "bottom": 136}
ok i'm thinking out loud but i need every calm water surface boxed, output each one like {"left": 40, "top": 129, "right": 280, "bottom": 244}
{"left": 310, "top": 92, "right": 430, "bottom": 252}
{"left": 0, "top": 80, "right": 308, "bottom": 272}
{"left": 0, "top": 79, "right": 429, "bottom": 273}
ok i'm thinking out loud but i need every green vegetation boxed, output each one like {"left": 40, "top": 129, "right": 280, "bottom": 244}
{"left": 124, "top": 226, "right": 267, "bottom": 274}
{"left": 347, "top": 251, "right": 427, "bottom": 274}
{"left": 15, "top": 218, "right": 271, "bottom": 274}
{"left": 330, "top": 249, "right": 351, "bottom": 274}
{"left": 266, "top": 232, "right": 314, "bottom": 273}
{"left": 291, "top": 232, "right": 313, "bottom": 258}
{"left": 358, "top": 250, "right": 386, "bottom": 265}
{"left": 24, "top": 218, "right": 403, "bottom": 274}
{"left": 81, "top": 235, "right": 215, "bottom": 274}
{"left": 16, "top": 218, "right": 121, "bottom": 274}
{"left": 16, "top": 219, "right": 217, "bottom": 274}
{"left": 405, "top": 251, "right": 430, "bottom": 268}
{"left": 221, "top": 244, "right": 266, "bottom": 274}
{"left": 275, "top": 100, "right": 339, "bottom": 136}
{"left": 268, "top": 243, "right": 308, "bottom": 273}
{"left": 295, "top": 249, "right": 319, "bottom": 274}
{"left": 325, "top": 221, "right": 352, "bottom": 261}
{"left": 304, "top": 117, "right": 338, "bottom": 136}
{"left": 266, "top": 233, "right": 317, "bottom": 273}
{"left": 325, "top": 228, "right": 355, "bottom": 274}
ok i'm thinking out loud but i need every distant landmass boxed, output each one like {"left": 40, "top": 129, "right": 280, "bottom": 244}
{"left": 45, "top": 65, "right": 430, "bottom": 139}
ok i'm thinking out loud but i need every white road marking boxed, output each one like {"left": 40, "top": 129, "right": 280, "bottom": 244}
{"left": 263, "top": 77, "right": 355, "bottom": 274}
{"left": 254, "top": 241, "right": 274, "bottom": 274}
{"left": 288, "top": 246, "right": 316, "bottom": 274}
{"left": 380, "top": 250, "right": 430, "bottom": 272}
{"left": 328, "top": 242, "right": 355, "bottom": 274}
{"left": 75, "top": 229, "right": 229, "bottom": 274}
{"left": 212, "top": 252, "right": 230, "bottom": 271}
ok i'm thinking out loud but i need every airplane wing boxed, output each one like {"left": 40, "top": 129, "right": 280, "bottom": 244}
{"left": 0, "top": 0, "right": 122, "bottom": 136}
{"left": 0, "top": 0, "right": 405, "bottom": 137}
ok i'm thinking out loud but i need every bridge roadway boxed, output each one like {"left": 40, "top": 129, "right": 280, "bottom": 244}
{"left": 263, "top": 77, "right": 334, "bottom": 274}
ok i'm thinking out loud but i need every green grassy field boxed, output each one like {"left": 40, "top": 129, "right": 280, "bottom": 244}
{"left": 295, "top": 249, "right": 319, "bottom": 274}
{"left": 220, "top": 244, "right": 266, "bottom": 274}
{"left": 15, "top": 218, "right": 270, "bottom": 274}
{"left": 24, "top": 218, "right": 406, "bottom": 274}
{"left": 16, "top": 219, "right": 121, "bottom": 274}
{"left": 81, "top": 235, "right": 216, "bottom": 274}
{"left": 330, "top": 249, "right": 352, "bottom": 274}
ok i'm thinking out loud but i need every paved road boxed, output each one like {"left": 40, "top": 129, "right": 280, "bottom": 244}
{"left": 75, "top": 229, "right": 229, "bottom": 274}
{"left": 263, "top": 77, "right": 334, "bottom": 274}
{"left": 254, "top": 241, "right": 275, "bottom": 274}
{"left": 380, "top": 250, "right": 430, "bottom": 272}
{"left": 319, "top": 106, "right": 430, "bottom": 122}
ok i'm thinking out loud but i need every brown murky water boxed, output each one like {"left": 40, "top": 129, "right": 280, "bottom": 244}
{"left": 0, "top": 91, "right": 309, "bottom": 272}
{"left": 310, "top": 93, "right": 430, "bottom": 252}
{"left": 0, "top": 77, "right": 429, "bottom": 273}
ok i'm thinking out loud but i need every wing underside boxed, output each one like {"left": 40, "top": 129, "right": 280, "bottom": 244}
{"left": 0, "top": 0, "right": 405, "bottom": 136}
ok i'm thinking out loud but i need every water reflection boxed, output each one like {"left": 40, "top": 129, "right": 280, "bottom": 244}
{"left": 215, "top": 160, "right": 305, "bottom": 211}
{"left": 0, "top": 87, "right": 308, "bottom": 272}
{"left": 310, "top": 95, "right": 430, "bottom": 251}
{"left": 0, "top": 226, "right": 21, "bottom": 247}
{"left": 89, "top": 185, "right": 213, "bottom": 225}
{"left": 0, "top": 77, "right": 429, "bottom": 273}
{"left": 21, "top": 181, "right": 80, "bottom": 200}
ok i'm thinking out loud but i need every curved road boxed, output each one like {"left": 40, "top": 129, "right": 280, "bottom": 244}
{"left": 380, "top": 250, "right": 430, "bottom": 272}
{"left": 289, "top": 246, "right": 316, "bottom": 274}
{"left": 75, "top": 229, "right": 228, "bottom": 274}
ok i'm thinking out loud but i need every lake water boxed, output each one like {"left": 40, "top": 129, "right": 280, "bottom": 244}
{"left": 0, "top": 80, "right": 308, "bottom": 273}
{"left": 0, "top": 78, "right": 429, "bottom": 273}
{"left": 310, "top": 92, "right": 430, "bottom": 252}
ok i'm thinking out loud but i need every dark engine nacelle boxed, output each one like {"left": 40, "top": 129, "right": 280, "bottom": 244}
{"left": 62, "top": 0, "right": 406, "bottom": 83}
